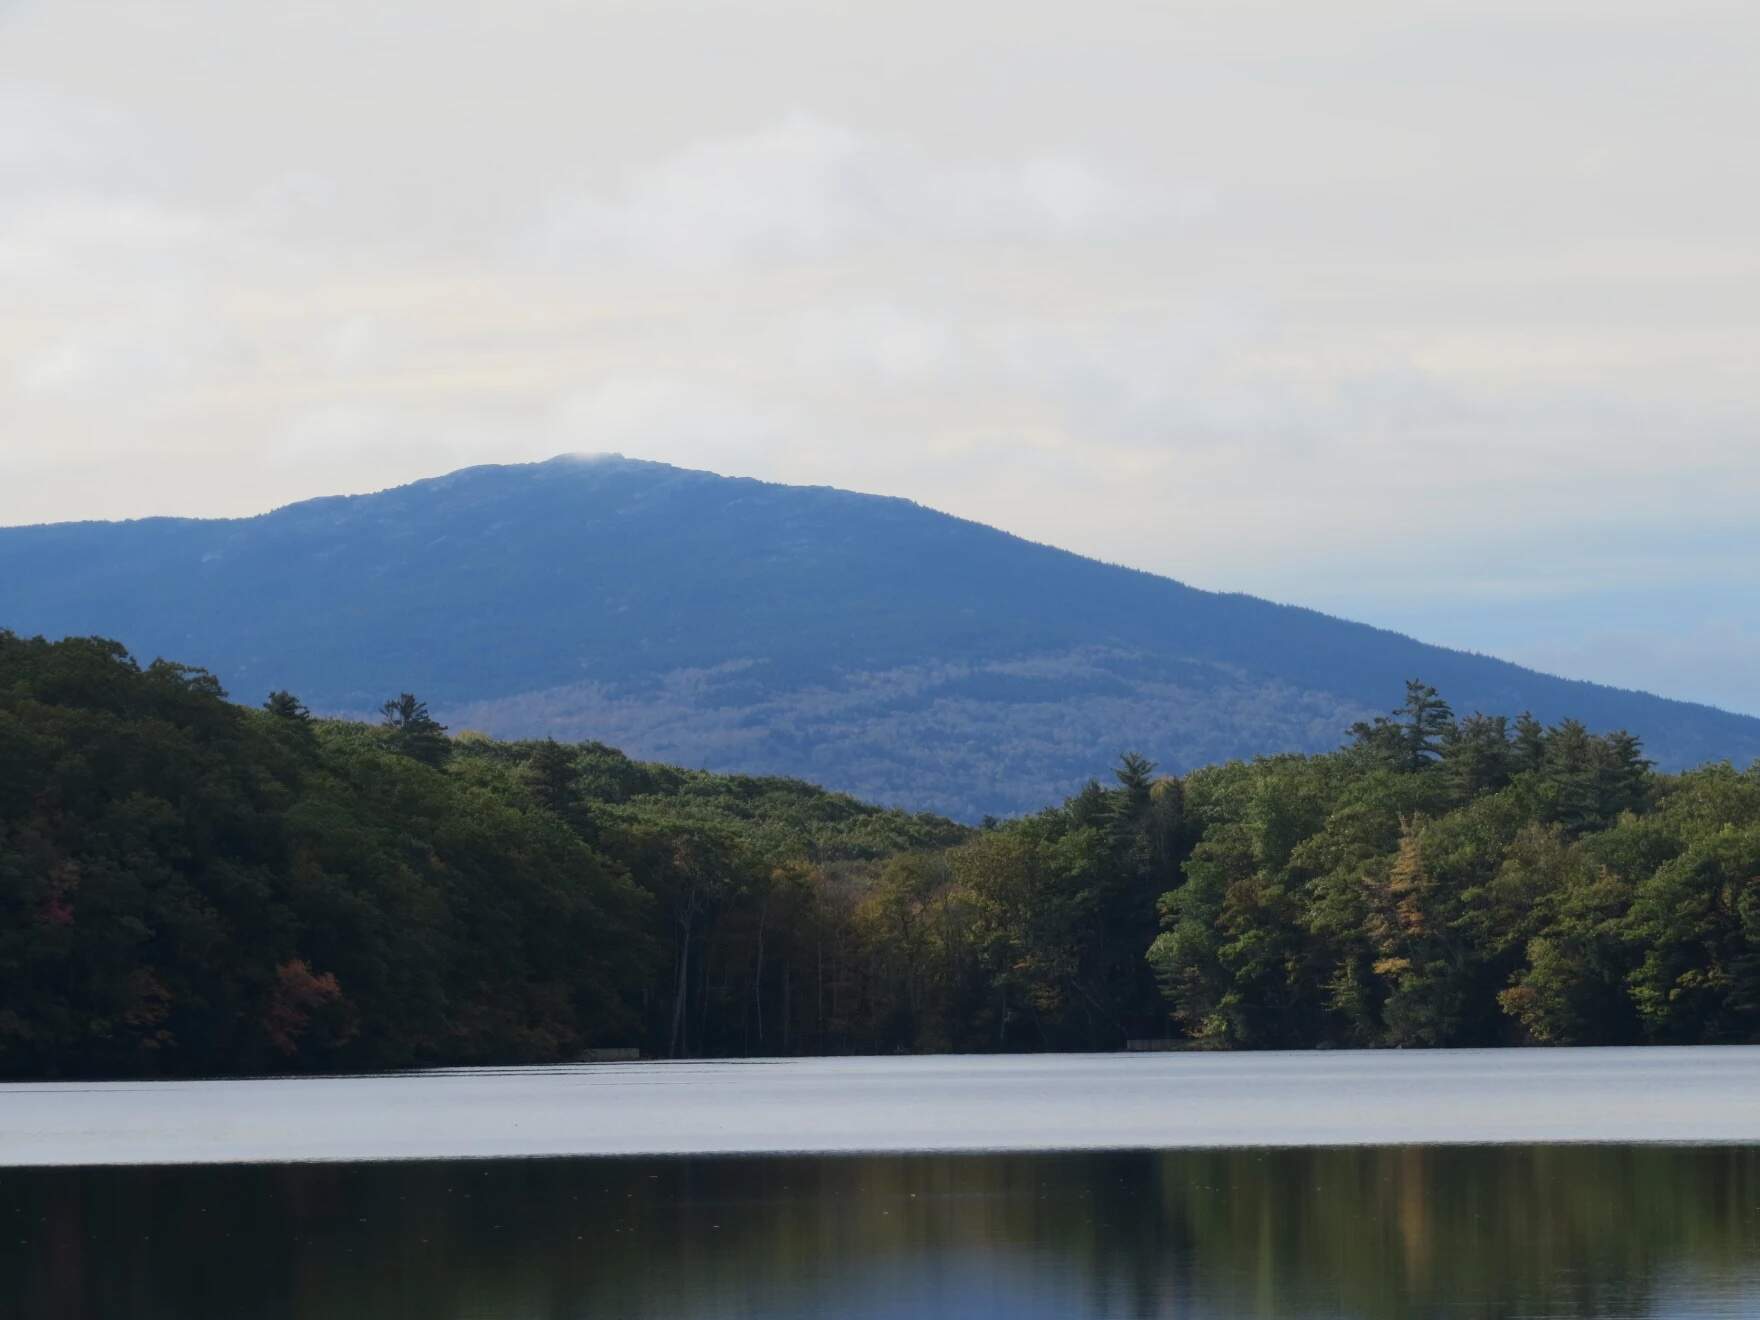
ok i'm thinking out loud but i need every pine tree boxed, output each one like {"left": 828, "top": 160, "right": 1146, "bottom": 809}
{"left": 1398, "top": 680, "right": 1455, "bottom": 770}
{"left": 1347, "top": 713, "right": 1406, "bottom": 766}
{"left": 1543, "top": 719, "right": 1601, "bottom": 831}
{"left": 1109, "top": 752, "right": 1157, "bottom": 852}
{"left": 1513, "top": 712, "right": 1547, "bottom": 774}
{"left": 1349, "top": 681, "right": 1456, "bottom": 772}
{"left": 1067, "top": 780, "right": 1111, "bottom": 831}
{"left": 523, "top": 738, "right": 581, "bottom": 815}
{"left": 1442, "top": 713, "right": 1512, "bottom": 800}
{"left": 380, "top": 693, "right": 450, "bottom": 767}
{"left": 1594, "top": 729, "right": 1651, "bottom": 818}
{"left": 263, "top": 690, "right": 312, "bottom": 723}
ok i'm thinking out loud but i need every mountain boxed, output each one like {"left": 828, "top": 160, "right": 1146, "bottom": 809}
{"left": 4, "top": 454, "right": 1757, "bottom": 818}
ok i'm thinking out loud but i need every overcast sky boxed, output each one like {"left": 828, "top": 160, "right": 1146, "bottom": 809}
{"left": 3, "top": 0, "right": 1756, "bottom": 714}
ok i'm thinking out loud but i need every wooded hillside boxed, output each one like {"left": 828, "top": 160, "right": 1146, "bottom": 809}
{"left": 3, "top": 633, "right": 1755, "bottom": 1078}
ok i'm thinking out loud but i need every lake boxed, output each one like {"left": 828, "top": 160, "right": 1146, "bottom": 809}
{"left": 5, "top": 1047, "right": 1760, "bottom": 1164}
{"left": 3, "top": 1049, "right": 1758, "bottom": 1317}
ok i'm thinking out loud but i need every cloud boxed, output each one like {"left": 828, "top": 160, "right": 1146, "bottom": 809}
{"left": 0, "top": 83, "right": 159, "bottom": 196}
{"left": 11, "top": 299, "right": 241, "bottom": 400}
{"left": 788, "top": 303, "right": 957, "bottom": 382}
{"left": 555, "top": 377, "right": 794, "bottom": 470}
{"left": 0, "top": 84, "right": 196, "bottom": 291}
{"left": 522, "top": 113, "right": 1207, "bottom": 268}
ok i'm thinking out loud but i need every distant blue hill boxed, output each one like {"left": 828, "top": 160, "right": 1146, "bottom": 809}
{"left": 4, "top": 454, "right": 1756, "bottom": 818}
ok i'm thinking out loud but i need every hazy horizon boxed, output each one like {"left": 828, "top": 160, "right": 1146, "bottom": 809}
{"left": 3, "top": 0, "right": 1756, "bottom": 714}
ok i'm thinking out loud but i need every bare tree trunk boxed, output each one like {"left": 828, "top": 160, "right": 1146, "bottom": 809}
{"left": 697, "top": 934, "right": 713, "bottom": 1054}
{"left": 669, "top": 912, "right": 692, "bottom": 1059}
{"left": 830, "top": 929, "right": 841, "bottom": 1048}
{"left": 752, "top": 891, "right": 770, "bottom": 1049}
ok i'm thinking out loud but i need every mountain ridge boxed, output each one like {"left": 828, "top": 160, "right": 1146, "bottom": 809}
{"left": 4, "top": 454, "right": 1757, "bottom": 818}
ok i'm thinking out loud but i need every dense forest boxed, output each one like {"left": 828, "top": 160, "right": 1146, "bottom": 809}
{"left": 2, "top": 631, "right": 1756, "bottom": 1078}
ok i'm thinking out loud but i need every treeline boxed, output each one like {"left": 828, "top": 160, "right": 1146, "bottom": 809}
{"left": 2, "top": 635, "right": 1756, "bottom": 1078}
{"left": 1151, "top": 683, "right": 1758, "bottom": 1047}
{"left": 0, "top": 632, "right": 968, "bottom": 1077}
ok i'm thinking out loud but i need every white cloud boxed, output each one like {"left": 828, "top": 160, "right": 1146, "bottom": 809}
{"left": 12, "top": 301, "right": 234, "bottom": 398}
{"left": 0, "top": 83, "right": 158, "bottom": 196}
{"left": 522, "top": 113, "right": 1203, "bottom": 268}
{"left": 789, "top": 303, "right": 957, "bottom": 381}
{"left": 0, "top": 81, "right": 205, "bottom": 292}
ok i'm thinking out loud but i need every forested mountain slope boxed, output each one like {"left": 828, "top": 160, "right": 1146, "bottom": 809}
{"left": 0, "top": 632, "right": 964, "bottom": 1077}
{"left": 4, "top": 455, "right": 1756, "bottom": 818}
{"left": 4, "top": 634, "right": 1755, "bottom": 1078}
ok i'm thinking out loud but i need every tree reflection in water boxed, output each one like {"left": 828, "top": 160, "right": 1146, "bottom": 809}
{"left": 4, "top": 1145, "right": 1758, "bottom": 1319}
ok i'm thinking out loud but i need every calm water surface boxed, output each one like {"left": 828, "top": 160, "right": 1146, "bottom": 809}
{"left": 4, "top": 1048, "right": 1759, "bottom": 1164}
{"left": 3, "top": 1050, "right": 1758, "bottom": 1318}
{"left": 4, "top": 1146, "right": 1758, "bottom": 1319}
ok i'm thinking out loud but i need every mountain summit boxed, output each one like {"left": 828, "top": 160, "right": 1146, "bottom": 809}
{"left": 4, "top": 455, "right": 1756, "bottom": 818}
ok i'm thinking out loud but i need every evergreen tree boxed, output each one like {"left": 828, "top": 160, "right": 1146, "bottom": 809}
{"left": 1595, "top": 730, "right": 1652, "bottom": 819}
{"left": 1442, "top": 713, "right": 1512, "bottom": 801}
{"left": 1350, "top": 680, "right": 1455, "bottom": 771}
{"left": 264, "top": 690, "right": 312, "bottom": 723}
{"left": 1067, "top": 779, "right": 1111, "bottom": 832}
{"left": 1397, "top": 680, "right": 1455, "bottom": 770}
{"left": 380, "top": 693, "right": 450, "bottom": 767}
{"left": 1347, "top": 713, "right": 1405, "bottom": 766}
{"left": 1544, "top": 719, "right": 1603, "bottom": 832}
{"left": 1109, "top": 753, "right": 1156, "bottom": 850}
{"left": 523, "top": 738, "right": 582, "bottom": 816}
{"left": 1513, "top": 712, "right": 1548, "bottom": 774}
